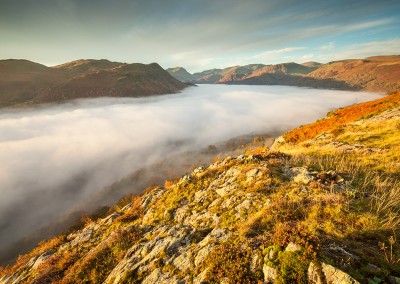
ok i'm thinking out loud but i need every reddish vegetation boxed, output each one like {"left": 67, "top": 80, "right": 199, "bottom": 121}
{"left": 284, "top": 92, "right": 400, "bottom": 144}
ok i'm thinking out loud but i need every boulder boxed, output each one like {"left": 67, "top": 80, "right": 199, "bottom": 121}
{"left": 263, "top": 264, "right": 277, "bottom": 283}
{"left": 173, "top": 251, "right": 192, "bottom": 272}
{"left": 308, "top": 262, "right": 323, "bottom": 284}
{"left": 322, "top": 263, "right": 360, "bottom": 284}
{"left": 285, "top": 242, "right": 301, "bottom": 252}
{"left": 389, "top": 276, "right": 400, "bottom": 284}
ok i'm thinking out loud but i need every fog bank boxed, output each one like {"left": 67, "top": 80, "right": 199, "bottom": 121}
{"left": 0, "top": 84, "right": 381, "bottom": 259}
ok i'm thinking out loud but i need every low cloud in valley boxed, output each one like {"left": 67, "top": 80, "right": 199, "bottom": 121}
{"left": 0, "top": 85, "right": 381, "bottom": 259}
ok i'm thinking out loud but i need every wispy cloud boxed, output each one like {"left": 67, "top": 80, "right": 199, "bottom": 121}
{"left": 318, "top": 41, "right": 335, "bottom": 51}
{"left": 301, "top": 53, "right": 315, "bottom": 60}
{"left": 345, "top": 18, "right": 395, "bottom": 32}
{"left": 248, "top": 47, "right": 306, "bottom": 63}
{"left": 255, "top": 47, "right": 306, "bottom": 57}
{"left": 314, "top": 38, "right": 400, "bottom": 62}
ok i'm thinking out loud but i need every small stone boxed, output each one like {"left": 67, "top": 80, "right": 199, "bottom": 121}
{"left": 389, "top": 276, "right": 400, "bottom": 284}
{"left": 308, "top": 262, "right": 323, "bottom": 284}
{"left": 173, "top": 251, "right": 192, "bottom": 272}
{"left": 250, "top": 254, "right": 262, "bottom": 273}
{"left": 365, "top": 263, "right": 381, "bottom": 273}
{"left": 246, "top": 168, "right": 260, "bottom": 180}
{"left": 263, "top": 264, "right": 277, "bottom": 283}
{"left": 285, "top": 242, "right": 301, "bottom": 252}
{"left": 32, "top": 250, "right": 55, "bottom": 270}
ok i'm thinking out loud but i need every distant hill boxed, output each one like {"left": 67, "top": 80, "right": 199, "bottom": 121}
{"left": 0, "top": 59, "right": 188, "bottom": 107}
{"left": 301, "top": 61, "right": 322, "bottom": 68}
{"left": 170, "top": 62, "right": 319, "bottom": 84}
{"left": 166, "top": 56, "right": 399, "bottom": 92}
{"left": 308, "top": 55, "right": 400, "bottom": 92}
{"left": 251, "top": 62, "right": 317, "bottom": 76}
{"left": 192, "top": 68, "right": 224, "bottom": 83}
{"left": 166, "top": 67, "right": 194, "bottom": 82}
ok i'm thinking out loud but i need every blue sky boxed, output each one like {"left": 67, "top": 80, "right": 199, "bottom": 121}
{"left": 0, "top": 0, "right": 399, "bottom": 72}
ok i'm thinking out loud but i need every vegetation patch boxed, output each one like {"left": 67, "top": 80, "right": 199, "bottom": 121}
{"left": 284, "top": 92, "right": 400, "bottom": 143}
{"left": 203, "top": 242, "right": 260, "bottom": 283}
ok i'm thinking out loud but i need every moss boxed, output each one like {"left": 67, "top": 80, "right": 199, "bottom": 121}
{"left": 275, "top": 251, "right": 308, "bottom": 284}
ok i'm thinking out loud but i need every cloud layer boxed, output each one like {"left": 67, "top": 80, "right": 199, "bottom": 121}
{"left": 0, "top": 85, "right": 381, "bottom": 252}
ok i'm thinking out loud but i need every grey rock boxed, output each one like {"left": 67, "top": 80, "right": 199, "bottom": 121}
{"left": 69, "top": 224, "right": 96, "bottom": 247}
{"left": 141, "top": 268, "right": 178, "bottom": 284}
{"left": 173, "top": 251, "right": 192, "bottom": 272}
{"left": 328, "top": 245, "right": 359, "bottom": 260}
{"left": 31, "top": 250, "right": 55, "bottom": 270}
{"left": 193, "top": 269, "right": 208, "bottom": 284}
{"left": 308, "top": 262, "right": 323, "bottom": 284}
{"left": 174, "top": 205, "right": 189, "bottom": 223}
{"left": 236, "top": 199, "right": 252, "bottom": 212}
{"left": 263, "top": 264, "right": 277, "bottom": 283}
{"left": 198, "top": 228, "right": 230, "bottom": 247}
{"left": 194, "top": 244, "right": 214, "bottom": 267}
{"left": 389, "top": 276, "right": 400, "bottom": 284}
{"left": 285, "top": 242, "right": 301, "bottom": 252}
{"left": 99, "top": 212, "right": 123, "bottom": 225}
{"left": 0, "top": 273, "right": 28, "bottom": 284}
{"left": 322, "top": 263, "right": 360, "bottom": 284}
{"left": 250, "top": 254, "right": 262, "bottom": 273}
{"left": 365, "top": 263, "right": 381, "bottom": 273}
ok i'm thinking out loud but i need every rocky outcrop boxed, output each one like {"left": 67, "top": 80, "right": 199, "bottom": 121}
{"left": 0, "top": 152, "right": 375, "bottom": 284}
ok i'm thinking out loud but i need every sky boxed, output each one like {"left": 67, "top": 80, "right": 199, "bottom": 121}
{"left": 0, "top": 0, "right": 399, "bottom": 72}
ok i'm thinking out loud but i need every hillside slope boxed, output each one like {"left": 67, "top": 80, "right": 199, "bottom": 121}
{"left": 166, "top": 67, "right": 194, "bottom": 82}
{"left": 307, "top": 56, "right": 400, "bottom": 92}
{"left": 0, "top": 60, "right": 66, "bottom": 106}
{"left": 0, "top": 60, "right": 188, "bottom": 107}
{"left": 187, "top": 63, "right": 317, "bottom": 84}
{"left": 1, "top": 93, "right": 399, "bottom": 283}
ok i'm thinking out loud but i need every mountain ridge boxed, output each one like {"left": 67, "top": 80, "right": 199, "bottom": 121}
{"left": 167, "top": 55, "right": 400, "bottom": 92}
{"left": 0, "top": 59, "right": 189, "bottom": 107}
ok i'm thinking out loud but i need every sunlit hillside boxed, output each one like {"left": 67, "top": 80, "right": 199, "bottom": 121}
{"left": 1, "top": 93, "right": 399, "bottom": 284}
